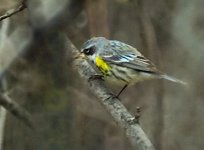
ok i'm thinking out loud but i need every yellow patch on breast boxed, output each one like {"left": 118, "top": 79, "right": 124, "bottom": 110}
{"left": 95, "top": 56, "right": 111, "bottom": 75}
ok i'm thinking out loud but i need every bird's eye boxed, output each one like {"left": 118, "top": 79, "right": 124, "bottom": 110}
{"left": 83, "top": 46, "right": 95, "bottom": 55}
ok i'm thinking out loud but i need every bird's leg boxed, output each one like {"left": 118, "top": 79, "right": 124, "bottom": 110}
{"left": 88, "top": 74, "right": 104, "bottom": 82}
{"left": 115, "top": 84, "right": 128, "bottom": 99}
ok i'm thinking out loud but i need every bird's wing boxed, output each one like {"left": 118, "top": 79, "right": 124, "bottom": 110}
{"left": 100, "top": 40, "right": 160, "bottom": 74}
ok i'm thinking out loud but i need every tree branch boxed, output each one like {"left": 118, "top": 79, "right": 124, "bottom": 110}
{"left": 0, "top": 92, "right": 34, "bottom": 129}
{"left": 68, "top": 38, "right": 155, "bottom": 150}
{"left": 0, "top": 1, "right": 26, "bottom": 22}
{"left": 0, "top": 12, "right": 33, "bottom": 129}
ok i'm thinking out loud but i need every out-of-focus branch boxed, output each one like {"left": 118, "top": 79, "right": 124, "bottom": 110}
{"left": 0, "top": 1, "right": 26, "bottom": 22}
{"left": 0, "top": 78, "right": 8, "bottom": 150}
{"left": 138, "top": 1, "right": 165, "bottom": 149}
{"left": 0, "top": 16, "right": 33, "bottom": 129}
{"left": 0, "top": 16, "right": 31, "bottom": 79}
{"left": 0, "top": 92, "right": 34, "bottom": 129}
{"left": 0, "top": 107, "right": 6, "bottom": 149}
{"left": 26, "top": 0, "right": 84, "bottom": 30}
{"left": 67, "top": 38, "right": 155, "bottom": 150}
{"left": 0, "top": 0, "right": 83, "bottom": 130}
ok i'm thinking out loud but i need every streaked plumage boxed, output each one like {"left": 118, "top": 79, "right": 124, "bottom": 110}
{"left": 80, "top": 37, "right": 186, "bottom": 94}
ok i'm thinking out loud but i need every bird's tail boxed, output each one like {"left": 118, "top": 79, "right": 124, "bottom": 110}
{"left": 160, "top": 74, "right": 187, "bottom": 85}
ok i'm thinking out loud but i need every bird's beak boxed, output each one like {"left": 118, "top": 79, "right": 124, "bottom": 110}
{"left": 74, "top": 51, "right": 86, "bottom": 59}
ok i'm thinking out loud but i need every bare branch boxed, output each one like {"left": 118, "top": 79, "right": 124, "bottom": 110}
{"left": 0, "top": 93, "right": 34, "bottom": 129}
{"left": 26, "top": 0, "right": 84, "bottom": 30}
{"left": 0, "top": 16, "right": 33, "bottom": 129}
{"left": 68, "top": 38, "right": 155, "bottom": 150}
{"left": 0, "top": 2, "right": 26, "bottom": 22}
{"left": 0, "top": 17, "right": 31, "bottom": 78}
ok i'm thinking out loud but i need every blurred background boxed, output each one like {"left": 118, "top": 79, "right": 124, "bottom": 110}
{"left": 0, "top": 0, "right": 203, "bottom": 150}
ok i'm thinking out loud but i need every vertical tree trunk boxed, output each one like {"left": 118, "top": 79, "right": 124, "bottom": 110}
{"left": 85, "top": 0, "right": 109, "bottom": 37}
{"left": 138, "top": 0, "right": 165, "bottom": 149}
{"left": 0, "top": 107, "right": 6, "bottom": 149}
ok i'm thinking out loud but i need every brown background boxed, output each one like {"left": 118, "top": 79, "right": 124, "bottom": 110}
{"left": 0, "top": 0, "right": 203, "bottom": 150}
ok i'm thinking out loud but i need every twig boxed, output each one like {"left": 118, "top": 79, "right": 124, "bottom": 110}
{"left": 0, "top": 16, "right": 33, "bottom": 129}
{"left": 135, "top": 106, "right": 141, "bottom": 123}
{"left": 68, "top": 38, "right": 155, "bottom": 150}
{"left": 0, "top": 93, "right": 34, "bottom": 129}
{"left": 0, "top": 1, "right": 26, "bottom": 22}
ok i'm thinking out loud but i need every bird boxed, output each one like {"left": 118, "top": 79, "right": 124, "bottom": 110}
{"left": 79, "top": 37, "right": 186, "bottom": 97}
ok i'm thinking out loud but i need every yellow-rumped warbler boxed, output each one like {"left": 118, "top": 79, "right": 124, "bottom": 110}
{"left": 80, "top": 37, "right": 186, "bottom": 97}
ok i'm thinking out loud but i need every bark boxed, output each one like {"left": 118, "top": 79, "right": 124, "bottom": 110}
{"left": 69, "top": 39, "right": 155, "bottom": 150}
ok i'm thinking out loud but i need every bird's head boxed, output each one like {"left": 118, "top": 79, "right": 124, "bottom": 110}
{"left": 80, "top": 37, "right": 108, "bottom": 62}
